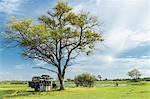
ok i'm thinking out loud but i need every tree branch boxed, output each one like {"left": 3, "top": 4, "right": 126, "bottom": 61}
{"left": 33, "top": 66, "right": 58, "bottom": 74}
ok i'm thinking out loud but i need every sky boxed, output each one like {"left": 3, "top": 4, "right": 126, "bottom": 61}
{"left": 0, "top": 0, "right": 150, "bottom": 81}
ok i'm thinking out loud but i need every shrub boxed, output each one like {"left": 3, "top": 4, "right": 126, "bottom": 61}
{"left": 74, "top": 73, "right": 96, "bottom": 87}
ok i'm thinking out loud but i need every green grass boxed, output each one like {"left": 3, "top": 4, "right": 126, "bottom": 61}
{"left": 0, "top": 82, "right": 150, "bottom": 99}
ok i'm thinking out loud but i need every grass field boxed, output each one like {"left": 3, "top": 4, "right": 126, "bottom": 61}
{"left": 0, "top": 81, "right": 150, "bottom": 99}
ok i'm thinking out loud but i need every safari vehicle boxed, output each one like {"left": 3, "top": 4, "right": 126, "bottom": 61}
{"left": 29, "top": 75, "right": 56, "bottom": 91}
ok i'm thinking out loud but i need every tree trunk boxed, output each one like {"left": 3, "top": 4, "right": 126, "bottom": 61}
{"left": 58, "top": 74, "right": 65, "bottom": 90}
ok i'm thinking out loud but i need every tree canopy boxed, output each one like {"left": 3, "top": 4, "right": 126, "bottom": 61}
{"left": 127, "top": 69, "right": 142, "bottom": 81}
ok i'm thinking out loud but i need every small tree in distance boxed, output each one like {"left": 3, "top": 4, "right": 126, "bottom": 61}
{"left": 66, "top": 78, "right": 72, "bottom": 82}
{"left": 97, "top": 75, "right": 102, "bottom": 81}
{"left": 127, "top": 69, "right": 142, "bottom": 82}
{"left": 74, "top": 73, "right": 96, "bottom": 87}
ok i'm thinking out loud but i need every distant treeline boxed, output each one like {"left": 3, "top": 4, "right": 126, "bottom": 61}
{"left": 64, "top": 77, "right": 150, "bottom": 82}
{"left": 0, "top": 80, "right": 28, "bottom": 84}
{"left": 111, "top": 77, "right": 150, "bottom": 81}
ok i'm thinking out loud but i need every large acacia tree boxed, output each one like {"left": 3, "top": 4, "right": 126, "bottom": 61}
{"left": 5, "top": 1, "right": 103, "bottom": 90}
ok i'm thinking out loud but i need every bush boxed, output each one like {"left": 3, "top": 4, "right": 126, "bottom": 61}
{"left": 74, "top": 73, "right": 96, "bottom": 87}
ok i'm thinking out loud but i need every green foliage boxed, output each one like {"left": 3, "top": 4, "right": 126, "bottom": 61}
{"left": 8, "top": 18, "right": 50, "bottom": 47}
{"left": 74, "top": 73, "right": 96, "bottom": 87}
{"left": 66, "top": 78, "right": 72, "bottom": 82}
{"left": 8, "top": 17, "right": 32, "bottom": 33}
{"left": 7, "top": 1, "right": 102, "bottom": 52}
{"left": 128, "top": 69, "right": 142, "bottom": 82}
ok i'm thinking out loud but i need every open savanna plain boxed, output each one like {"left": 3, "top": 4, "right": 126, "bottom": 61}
{"left": 0, "top": 81, "right": 150, "bottom": 99}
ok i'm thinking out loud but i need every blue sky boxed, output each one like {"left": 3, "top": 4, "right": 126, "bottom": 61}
{"left": 0, "top": 0, "right": 150, "bottom": 81}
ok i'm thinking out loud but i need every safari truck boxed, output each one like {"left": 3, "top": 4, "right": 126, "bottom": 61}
{"left": 28, "top": 75, "right": 56, "bottom": 91}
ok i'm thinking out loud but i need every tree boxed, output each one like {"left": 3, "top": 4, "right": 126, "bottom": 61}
{"left": 97, "top": 75, "right": 102, "bottom": 81}
{"left": 74, "top": 73, "right": 96, "bottom": 87}
{"left": 4, "top": 1, "right": 103, "bottom": 90}
{"left": 66, "top": 78, "right": 72, "bottom": 82}
{"left": 127, "top": 69, "right": 142, "bottom": 81}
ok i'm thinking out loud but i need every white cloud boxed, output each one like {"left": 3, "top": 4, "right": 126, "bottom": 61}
{"left": 105, "top": 29, "right": 150, "bottom": 52}
{"left": 116, "top": 56, "right": 150, "bottom": 77}
{"left": 117, "top": 57, "right": 150, "bottom": 65}
{"left": 0, "top": 0, "right": 24, "bottom": 14}
{"left": 131, "top": 31, "right": 150, "bottom": 43}
{"left": 104, "top": 29, "right": 133, "bottom": 52}
{"left": 141, "top": 55, "right": 150, "bottom": 58}
{"left": 140, "top": 69, "right": 150, "bottom": 77}
{"left": 72, "top": 0, "right": 150, "bottom": 53}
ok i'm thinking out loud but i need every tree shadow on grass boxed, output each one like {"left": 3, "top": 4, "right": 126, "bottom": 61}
{"left": 4, "top": 90, "right": 41, "bottom": 98}
{"left": 27, "top": 88, "right": 62, "bottom": 92}
{"left": 0, "top": 90, "right": 16, "bottom": 98}
{"left": 2, "top": 88, "right": 63, "bottom": 98}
